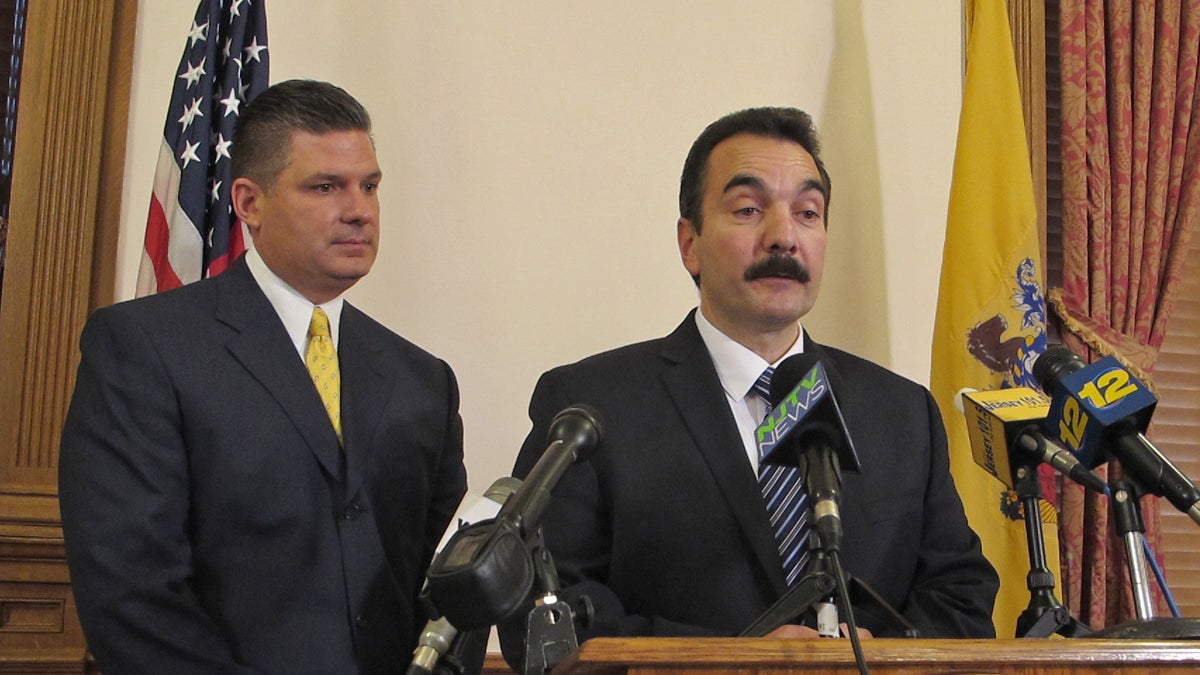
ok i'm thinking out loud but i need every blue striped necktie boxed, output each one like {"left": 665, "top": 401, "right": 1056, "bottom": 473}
{"left": 753, "top": 367, "right": 811, "bottom": 585}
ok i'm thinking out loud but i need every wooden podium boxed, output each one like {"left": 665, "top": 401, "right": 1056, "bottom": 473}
{"left": 547, "top": 638, "right": 1200, "bottom": 674}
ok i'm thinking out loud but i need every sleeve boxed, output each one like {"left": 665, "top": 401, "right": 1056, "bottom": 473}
{"left": 897, "top": 388, "right": 1000, "bottom": 638}
{"left": 416, "top": 359, "right": 469, "bottom": 632}
{"left": 58, "top": 308, "right": 259, "bottom": 674}
{"left": 420, "top": 360, "right": 468, "bottom": 581}
{"left": 497, "top": 370, "right": 728, "bottom": 670}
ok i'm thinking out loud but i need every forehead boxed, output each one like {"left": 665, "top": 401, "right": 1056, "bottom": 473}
{"left": 282, "top": 129, "right": 379, "bottom": 172}
{"left": 704, "top": 133, "right": 821, "bottom": 195}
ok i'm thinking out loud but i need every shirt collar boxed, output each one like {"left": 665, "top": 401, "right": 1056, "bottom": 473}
{"left": 693, "top": 309, "right": 805, "bottom": 401}
{"left": 245, "top": 247, "right": 346, "bottom": 358}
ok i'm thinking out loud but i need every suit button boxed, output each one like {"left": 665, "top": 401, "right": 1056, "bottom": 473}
{"left": 344, "top": 502, "right": 365, "bottom": 520}
{"left": 355, "top": 614, "right": 369, "bottom": 630}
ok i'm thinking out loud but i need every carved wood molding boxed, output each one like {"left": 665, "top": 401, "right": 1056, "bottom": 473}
{"left": 0, "top": 0, "right": 132, "bottom": 493}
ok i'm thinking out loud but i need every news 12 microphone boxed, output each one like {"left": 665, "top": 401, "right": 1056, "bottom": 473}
{"left": 958, "top": 387, "right": 1108, "bottom": 494}
{"left": 755, "top": 353, "right": 861, "bottom": 551}
{"left": 424, "top": 405, "right": 603, "bottom": 630}
{"left": 1033, "top": 345, "right": 1200, "bottom": 526}
{"left": 410, "top": 477, "right": 522, "bottom": 675}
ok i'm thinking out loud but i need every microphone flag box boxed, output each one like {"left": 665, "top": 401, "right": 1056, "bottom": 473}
{"left": 436, "top": 492, "right": 507, "bottom": 554}
{"left": 1041, "top": 356, "right": 1156, "bottom": 468}
{"left": 755, "top": 361, "right": 831, "bottom": 465}
{"left": 961, "top": 387, "right": 1049, "bottom": 488}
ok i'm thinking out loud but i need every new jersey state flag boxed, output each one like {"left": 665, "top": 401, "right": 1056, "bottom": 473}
{"left": 930, "top": 0, "right": 1056, "bottom": 638}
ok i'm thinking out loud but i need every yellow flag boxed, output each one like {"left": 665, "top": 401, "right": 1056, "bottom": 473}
{"left": 930, "top": 0, "right": 1058, "bottom": 638}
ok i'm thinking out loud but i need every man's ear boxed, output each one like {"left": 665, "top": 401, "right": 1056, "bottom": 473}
{"left": 231, "top": 177, "right": 264, "bottom": 236}
{"left": 677, "top": 217, "right": 701, "bottom": 279}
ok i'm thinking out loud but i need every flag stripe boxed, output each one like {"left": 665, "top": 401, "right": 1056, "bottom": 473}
{"left": 136, "top": 0, "right": 269, "bottom": 297}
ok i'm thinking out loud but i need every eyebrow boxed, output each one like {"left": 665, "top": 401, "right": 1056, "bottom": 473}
{"left": 722, "top": 174, "right": 827, "bottom": 203}
{"left": 307, "top": 170, "right": 384, "bottom": 183}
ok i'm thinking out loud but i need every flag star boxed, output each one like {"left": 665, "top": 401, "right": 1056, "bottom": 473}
{"left": 231, "top": 0, "right": 245, "bottom": 18}
{"left": 214, "top": 133, "right": 233, "bottom": 161}
{"left": 178, "top": 57, "right": 207, "bottom": 88}
{"left": 219, "top": 89, "right": 242, "bottom": 117}
{"left": 179, "top": 140, "right": 201, "bottom": 168}
{"left": 223, "top": 37, "right": 232, "bottom": 60}
{"left": 210, "top": 180, "right": 222, "bottom": 203}
{"left": 243, "top": 37, "right": 267, "bottom": 63}
{"left": 187, "top": 20, "right": 208, "bottom": 48}
{"left": 178, "top": 97, "right": 204, "bottom": 131}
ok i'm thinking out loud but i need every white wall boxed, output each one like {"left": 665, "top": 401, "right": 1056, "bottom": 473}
{"left": 119, "top": 1, "right": 962, "bottom": 493}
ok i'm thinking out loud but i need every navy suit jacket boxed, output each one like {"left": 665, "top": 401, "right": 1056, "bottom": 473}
{"left": 504, "top": 312, "right": 996, "bottom": 652}
{"left": 59, "top": 258, "right": 467, "bottom": 674}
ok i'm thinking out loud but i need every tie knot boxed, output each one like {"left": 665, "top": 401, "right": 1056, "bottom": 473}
{"left": 308, "top": 307, "right": 332, "bottom": 339}
{"left": 752, "top": 366, "right": 774, "bottom": 402}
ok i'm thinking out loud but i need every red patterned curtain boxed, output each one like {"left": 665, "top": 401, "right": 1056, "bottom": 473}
{"left": 1053, "top": 0, "right": 1200, "bottom": 628}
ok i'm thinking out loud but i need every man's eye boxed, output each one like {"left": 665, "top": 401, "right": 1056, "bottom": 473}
{"left": 736, "top": 207, "right": 760, "bottom": 216}
{"left": 363, "top": 183, "right": 378, "bottom": 193}
{"left": 313, "top": 184, "right": 333, "bottom": 193}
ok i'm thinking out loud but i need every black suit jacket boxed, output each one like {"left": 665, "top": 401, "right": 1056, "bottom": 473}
{"left": 504, "top": 312, "right": 996, "bottom": 651}
{"left": 59, "top": 258, "right": 467, "bottom": 674}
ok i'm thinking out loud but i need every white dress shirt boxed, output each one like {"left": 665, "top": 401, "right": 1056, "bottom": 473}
{"left": 693, "top": 309, "right": 805, "bottom": 472}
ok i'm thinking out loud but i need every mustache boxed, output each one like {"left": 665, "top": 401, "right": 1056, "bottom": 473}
{"left": 744, "top": 255, "right": 810, "bottom": 283}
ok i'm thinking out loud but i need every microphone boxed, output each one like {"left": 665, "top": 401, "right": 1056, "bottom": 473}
{"left": 410, "top": 477, "right": 522, "bottom": 675}
{"left": 434, "top": 476, "right": 523, "bottom": 553}
{"left": 958, "top": 387, "right": 1108, "bottom": 493}
{"left": 1033, "top": 345, "right": 1200, "bottom": 526}
{"left": 424, "top": 405, "right": 604, "bottom": 629}
{"left": 755, "top": 354, "right": 861, "bottom": 551}
{"left": 407, "top": 617, "right": 456, "bottom": 675}
{"left": 495, "top": 405, "right": 604, "bottom": 539}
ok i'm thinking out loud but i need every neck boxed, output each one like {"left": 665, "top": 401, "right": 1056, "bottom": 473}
{"left": 699, "top": 307, "right": 800, "bottom": 364}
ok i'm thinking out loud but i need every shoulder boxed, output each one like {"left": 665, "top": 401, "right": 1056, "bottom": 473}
{"left": 551, "top": 337, "right": 667, "bottom": 378}
{"left": 812, "top": 340, "right": 929, "bottom": 399}
{"left": 541, "top": 314, "right": 702, "bottom": 386}
{"left": 84, "top": 277, "right": 221, "bottom": 339}
{"left": 533, "top": 335, "right": 685, "bottom": 405}
{"left": 342, "top": 303, "right": 454, "bottom": 375}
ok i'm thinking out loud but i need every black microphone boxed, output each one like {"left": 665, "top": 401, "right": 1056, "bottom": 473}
{"left": 496, "top": 405, "right": 604, "bottom": 539}
{"left": 957, "top": 387, "right": 1108, "bottom": 494}
{"left": 410, "top": 477, "right": 522, "bottom": 675}
{"left": 424, "top": 405, "right": 604, "bottom": 629}
{"left": 1033, "top": 345, "right": 1200, "bottom": 526}
{"left": 755, "top": 354, "right": 861, "bottom": 551}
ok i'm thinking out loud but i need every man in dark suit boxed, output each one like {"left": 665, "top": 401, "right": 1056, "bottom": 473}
{"left": 503, "top": 108, "right": 997, "bottom": 658}
{"left": 59, "top": 80, "right": 467, "bottom": 673}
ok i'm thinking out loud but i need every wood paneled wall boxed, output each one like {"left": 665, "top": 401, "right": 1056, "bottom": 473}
{"left": 0, "top": 2, "right": 133, "bottom": 672}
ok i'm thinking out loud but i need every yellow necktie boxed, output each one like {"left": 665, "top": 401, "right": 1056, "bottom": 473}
{"left": 306, "top": 307, "right": 342, "bottom": 443}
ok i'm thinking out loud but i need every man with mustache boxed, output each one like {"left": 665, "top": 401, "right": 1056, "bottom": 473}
{"left": 59, "top": 80, "right": 467, "bottom": 673}
{"left": 503, "top": 108, "right": 997, "bottom": 660}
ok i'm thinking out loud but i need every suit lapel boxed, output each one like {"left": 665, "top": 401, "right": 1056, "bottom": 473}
{"left": 338, "top": 304, "right": 396, "bottom": 504}
{"left": 215, "top": 259, "right": 343, "bottom": 480}
{"left": 659, "top": 313, "right": 788, "bottom": 591}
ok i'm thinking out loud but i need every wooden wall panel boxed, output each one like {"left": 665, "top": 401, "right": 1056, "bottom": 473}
{"left": 0, "top": 1, "right": 134, "bottom": 672}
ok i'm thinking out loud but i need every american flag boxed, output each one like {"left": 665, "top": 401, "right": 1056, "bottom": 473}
{"left": 136, "top": 0, "right": 268, "bottom": 296}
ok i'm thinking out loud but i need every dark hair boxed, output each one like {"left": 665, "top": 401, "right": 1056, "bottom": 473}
{"left": 231, "top": 79, "right": 372, "bottom": 189}
{"left": 678, "top": 107, "right": 831, "bottom": 232}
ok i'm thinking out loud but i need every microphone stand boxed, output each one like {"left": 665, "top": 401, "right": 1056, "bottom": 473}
{"left": 739, "top": 540, "right": 917, "bottom": 640}
{"left": 522, "top": 544, "right": 592, "bottom": 675}
{"left": 1110, "top": 478, "right": 1155, "bottom": 620}
{"left": 1086, "top": 476, "right": 1200, "bottom": 639}
{"left": 1010, "top": 456, "right": 1091, "bottom": 638}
